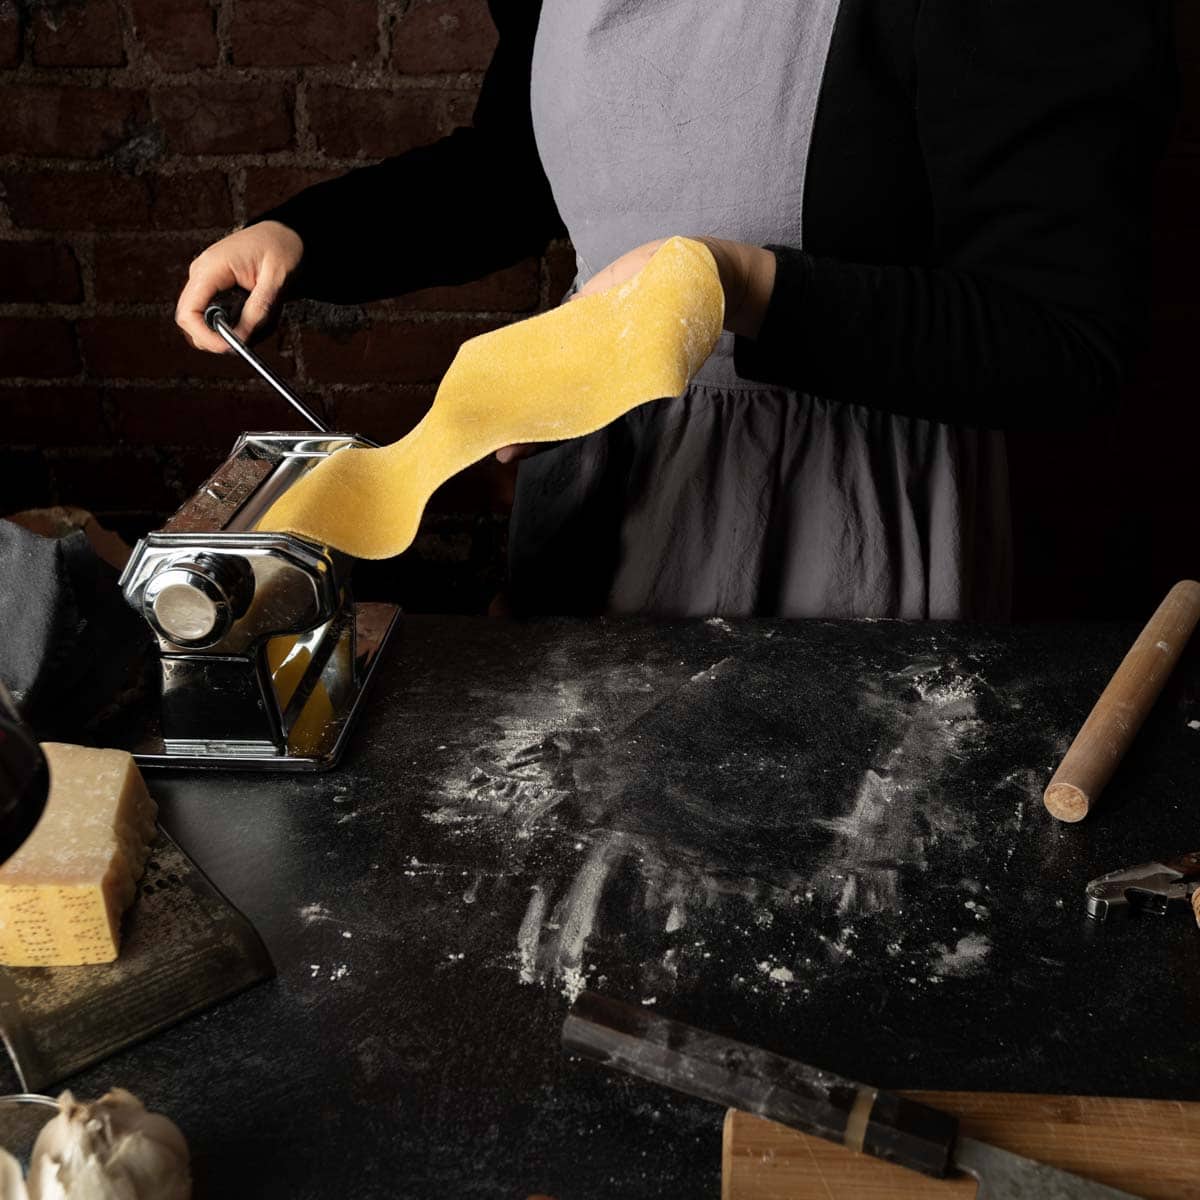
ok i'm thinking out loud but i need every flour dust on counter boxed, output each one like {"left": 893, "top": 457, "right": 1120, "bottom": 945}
{"left": 808, "top": 656, "right": 990, "bottom": 916}
{"left": 78, "top": 615, "right": 1200, "bottom": 1200}
{"left": 404, "top": 622, "right": 1064, "bottom": 1019}
{"left": 932, "top": 932, "right": 992, "bottom": 977}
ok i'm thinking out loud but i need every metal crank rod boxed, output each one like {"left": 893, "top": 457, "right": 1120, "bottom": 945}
{"left": 203, "top": 302, "right": 330, "bottom": 433}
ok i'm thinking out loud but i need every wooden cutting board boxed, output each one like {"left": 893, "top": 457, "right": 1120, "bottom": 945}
{"left": 723, "top": 1092, "right": 1200, "bottom": 1199}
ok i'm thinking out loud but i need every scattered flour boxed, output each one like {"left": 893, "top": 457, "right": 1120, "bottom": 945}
{"left": 516, "top": 833, "right": 627, "bottom": 1001}
{"left": 690, "top": 656, "right": 732, "bottom": 684}
{"left": 311, "top": 962, "right": 350, "bottom": 982}
{"left": 424, "top": 642, "right": 1027, "bottom": 1005}
{"left": 932, "top": 933, "right": 991, "bottom": 977}
{"left": 757, "top": 962, "right": 795, "bottom": 985}
{"left": 517, "top": 884, "right": 548, "bottom": 986}
{"left": 809, "top": 659, "right": 991, "bottom": 918}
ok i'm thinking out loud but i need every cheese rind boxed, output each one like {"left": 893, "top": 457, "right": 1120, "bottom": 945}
{"left": 0, "top": 743, "right": 156, "bottom": 966}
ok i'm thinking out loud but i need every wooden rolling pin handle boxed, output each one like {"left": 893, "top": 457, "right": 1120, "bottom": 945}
{"left": 1044, "top": 580, "right": 1200, "bottom": 822}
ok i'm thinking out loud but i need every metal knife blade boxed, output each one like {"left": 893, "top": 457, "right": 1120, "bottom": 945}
{"left": 956, "top": 1137, "right": 1142, "bottom": 1199}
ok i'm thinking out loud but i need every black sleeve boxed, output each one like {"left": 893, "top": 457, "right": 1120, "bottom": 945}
{"left": 259, "top": 0, "right": 563, "bottom": 303}
{"left": 735, "top": 0, "right": 1178, "bottom": 428}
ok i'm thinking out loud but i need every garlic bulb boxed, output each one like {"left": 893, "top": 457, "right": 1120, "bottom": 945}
{"left": 25, "top": 1090, "right": 189, "bottom": 1200}
{"left": 0, "top": 1146, "right": 29, "bottom": 1200}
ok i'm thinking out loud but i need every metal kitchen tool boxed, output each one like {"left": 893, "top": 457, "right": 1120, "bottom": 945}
{"left": 204, "top": 301, "right": 331, "bottom": 434}
{"left": 563, "top": 991, "right": 1143, "bottom": 1200}
{"left": 1085, "top": 851, "right": 1200, "bottom": 927}
{"left": 117, "top": 304, "right": 399, "bottom": 770}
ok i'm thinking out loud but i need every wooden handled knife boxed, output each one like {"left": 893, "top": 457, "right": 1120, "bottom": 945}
{"left": 563, "top": 992, "right": 1143, "bottom": 1199}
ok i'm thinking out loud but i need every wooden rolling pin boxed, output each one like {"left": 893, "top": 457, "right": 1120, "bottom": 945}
{"left": 1044, "top": 579, "right": 1200, "bottom": 822}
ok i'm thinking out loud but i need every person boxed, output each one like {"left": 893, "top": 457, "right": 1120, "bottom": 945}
{"left": 176, "top": 0, "right": 1177, "bottom": 621}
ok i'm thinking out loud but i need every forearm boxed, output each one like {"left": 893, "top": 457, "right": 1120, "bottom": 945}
{"left": 733, "top": 0, "right": 1174, "bottom": 430}
{"left": 259, "top": 0, "right": 559, "bottom": 304}
{"left": 734, "top": 248, "right": 1128, "bottom": 429}
{"left": 260, "top": 132, "right": 563, "bottom": 303}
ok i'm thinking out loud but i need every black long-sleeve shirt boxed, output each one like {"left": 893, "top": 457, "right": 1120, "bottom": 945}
{"left": 265, "top": 0, "right": 1177, "bottom": 429}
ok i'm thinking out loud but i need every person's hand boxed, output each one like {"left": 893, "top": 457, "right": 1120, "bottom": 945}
{"left": 495, "top": 235, "right": 776, "bottom": 463}
{"left": 175, "top": 221, "right": 304, "bottom": 353}
{"left": 575, "top": 235, "right": 776, "bottom": 337}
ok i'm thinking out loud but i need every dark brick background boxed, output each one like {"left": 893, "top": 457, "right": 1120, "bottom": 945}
{"left": 0, "top": 0, "right": 1196, "bottom": 617}
{"left": 0, "top": 0, "right": 573, "bottom": 613}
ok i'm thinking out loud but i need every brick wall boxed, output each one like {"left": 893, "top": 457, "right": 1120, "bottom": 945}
{"left": 0, "top": 1, "right": 1196, "bottom": 618}
{"left": 0, "top": 0, "right": 573, "bottom": 612}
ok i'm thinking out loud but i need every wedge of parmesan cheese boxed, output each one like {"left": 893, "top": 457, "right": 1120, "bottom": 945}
{"left": 0, "top": 743, "right": 156, "bottom": 966}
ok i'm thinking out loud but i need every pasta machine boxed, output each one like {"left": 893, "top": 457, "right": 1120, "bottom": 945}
{"left": 117, "top": 304, "right": 400, "bottom": 770}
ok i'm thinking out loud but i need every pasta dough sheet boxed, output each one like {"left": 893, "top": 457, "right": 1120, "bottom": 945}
{"left": 258, "top": 236, "right": 724, "bottom": 559}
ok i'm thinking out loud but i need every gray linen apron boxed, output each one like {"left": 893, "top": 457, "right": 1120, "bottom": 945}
{"left": 510, "top": 0, "right": 1012, "bottom": 620}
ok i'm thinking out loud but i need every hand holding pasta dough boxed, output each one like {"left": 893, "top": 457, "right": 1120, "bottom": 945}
{"left": 257, "top": 236, "right": 725, "bottom": 560}
{"left": 495, "top": 234, "right": 774, "bottom": 464}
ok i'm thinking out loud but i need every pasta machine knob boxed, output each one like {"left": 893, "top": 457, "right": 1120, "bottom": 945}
{"left": 142, "top": 554, "right": 254, "bottom": 647}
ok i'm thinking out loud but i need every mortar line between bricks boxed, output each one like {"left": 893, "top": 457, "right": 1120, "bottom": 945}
{"left": 42, "top": 445, "right": 167, "bottom": 460}
{"left": 6, "top": 277, "right": 545, "bottom": 338}
{"left": 75, "top": 230, "right": 97, "bottom": 309}
{"left": 287, "top": 313, "right": 310, "bottom": 388}
{"left": 293, "top": 74, "right": 315, "bottom": 159}
{"left": 0, "top": 66, "right": 487, "bottom": 86}
{"left": 378, "top": 0, "right": 397, "bottom": 62}
{"left": 0, "top": 378, "right": 440, "bottom": 395}
{"left": 230, "top": 163, "right": 248, "bottom": 227}
{"left": 157, "top": 444, "right": 190, "bottom": 504}
{"left": 0, "top": 301, "right": 531, "bottom": 320}
{"left": 215, "top": 0, "right": 233, "bottom": 70}
{"left": 0, "top": 154, "right": 470, "bottom": 173}
{"left": 114, "top": 0, "right": 137, "bottom": 74}
{"left": 97, "top": 385, "right": 122, "bottom": 443}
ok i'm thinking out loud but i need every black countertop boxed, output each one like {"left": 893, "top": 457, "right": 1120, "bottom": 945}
{"left": 11, "top": 616, "right": 1200, "bottom": 1199}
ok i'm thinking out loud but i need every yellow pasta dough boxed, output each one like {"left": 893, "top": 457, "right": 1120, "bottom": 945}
{"left": 258, "top": 236, "right": 724, "bottom": 559}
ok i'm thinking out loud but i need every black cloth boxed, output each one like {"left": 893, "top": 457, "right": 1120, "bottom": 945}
{"left": 0, "top": 521, "right": 149, "bottom": 740}
{"left": 262, "top": 0, "right": 1177, "bottom": 431}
